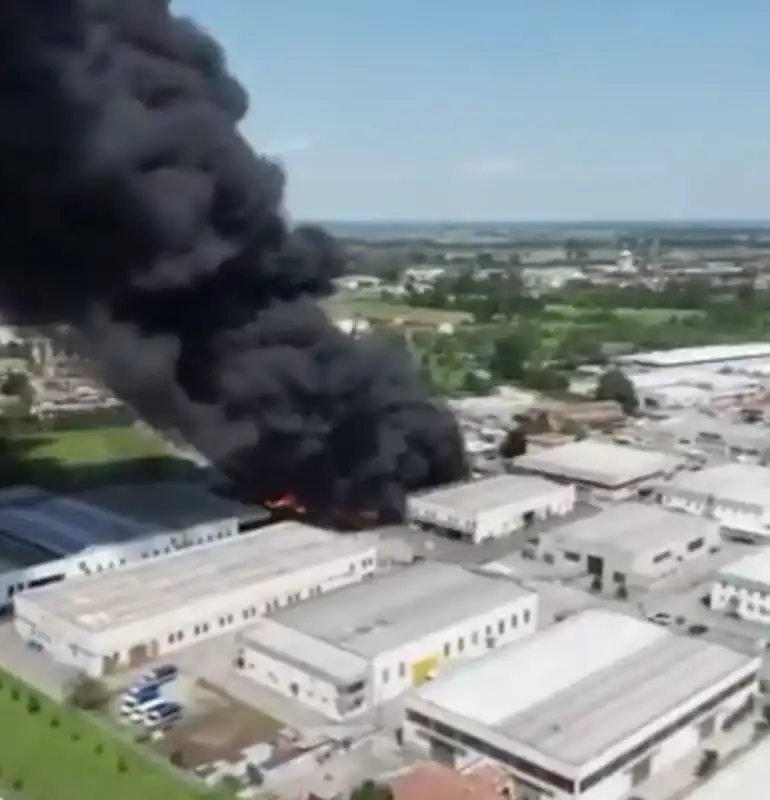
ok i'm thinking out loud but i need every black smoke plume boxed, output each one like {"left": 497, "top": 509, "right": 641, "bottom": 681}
{"left": 0, "top": 0, "right": 466, "bottom": 521}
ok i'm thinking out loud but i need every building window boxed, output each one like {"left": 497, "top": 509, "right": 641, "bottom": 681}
{"left": 510, "top": 614, "right": 518, "bottom": 628}
{"left": 687, "top": 538, "right": 705, "bottom": 552}
{"left": 399, "top": 662, "right": 406, "bottom": 678}
{"left": 457, "top": 637, "right": 465, "bottom": 653}
{"left": 497, "top": 620, "right": 505, "bottom": 635}
{"left": 485, "top": 625, "right": 493, "bottom": 637}
{"left": 443, "top": 643, "right": 451, "bottom": 657}
{"left": 193, "top": 625, "right": 200, "bottom": 635}
{"left": 168, "top": 634, "right": 175, "bottom": 643}
{"left": 523, "top": 608, "right": 531, "bottom": 624}
{"left": 564, "top": 551, "right": 580, "bottom": 562}
{"left": 382, "top": 668, "right": 389, "bottom": 683}
{"left": 653, "top": 550, "right": 672, "bottom": 564}
{"left": 471, "top": 631, "right": 479, "bottom": 645}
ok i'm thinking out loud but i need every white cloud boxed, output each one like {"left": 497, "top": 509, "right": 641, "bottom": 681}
{"left": 262, "top": 136, "right": 314, "bottom": 157}
{"left": 461, "top": 156, "right": 521, "bottom": 177}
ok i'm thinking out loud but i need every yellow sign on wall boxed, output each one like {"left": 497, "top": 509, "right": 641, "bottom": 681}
{"left": 411, "top": 654, "right": 439, "bottom": 686}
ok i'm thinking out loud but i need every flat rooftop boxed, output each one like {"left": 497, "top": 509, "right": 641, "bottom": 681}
{"left": 513, "top": 441, "right": 678, "bottom": 488}
{"left": 413, "top": 610, "right": 756, "bottom": 768}
{"left": 22, "top": 522, "right": 378, "bottom": 632}
{"left": 717, "top": 550, "right": 770, "bottom": 587}
{"left": 660, "top": 463, "right": 770, "bottom": 507}
{"left": 409, "top": 475, "right": 563, "bottom": 515}
{"left": 76, "top": 482, "right": 266, "bottom": 530}
{"left": 545, "top": 503, "right": 717, "bottom": 557}
{"left": 617, "top": 343, "right": 770, "bottom": 368}
{"left": 0, "top": 487, "right": 165, "bottom": 559}
{"left": 243, "top": 562, "right": 534, "bottom": 683}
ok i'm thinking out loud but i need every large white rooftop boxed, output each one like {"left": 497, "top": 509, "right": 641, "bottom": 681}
{"left": 618, "top": 343, "right": 770, "bottom": 368}
{"left": 514, "top": 440, "right": 678, "bottom": 488}
{"left": 242, "top": 562, "right": 533, "bottom": 685}
{"left": 23, "top": 522, "right": 377, "bottom": 632}
{"left": 545, "top": 503, "right": 717, "bottom": 557}
{"left": 660, "top": 463, "right": 770, "bottom": 507}
{"left": 680, "top": 734, "right": 770, "bottom": 800}
{"left": 412, "top": 610, "right": 756, "bottom": 767}
{"left": 408, "top": 474, "right": 563, "bottom": 515}
{"left": 717, "top": 550, "right": 770, "bottom": 587}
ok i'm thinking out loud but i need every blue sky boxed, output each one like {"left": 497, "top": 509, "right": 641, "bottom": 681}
{"left": 176, "top": 0, "right": 770, "bottom": 221}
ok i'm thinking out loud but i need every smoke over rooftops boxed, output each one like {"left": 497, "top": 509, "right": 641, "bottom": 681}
{"left": 0, "top": 0, "right": 465, "bottom": 520}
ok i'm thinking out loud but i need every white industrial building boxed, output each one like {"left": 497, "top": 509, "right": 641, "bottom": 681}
{"left": 14, "top": 522, "right": 378, "bottom": 676}
{"left": 641, "top": 413, "right": 770, "bottom": 462}
{"left": 514, "top": 440, "right": 680, "bottom": 502}
{"left": 406, "top": 475, "right": 574, "bottom": 543}
{"left": 237, "top": 562, "right": 537, "bottom": 720}
{"left": 710, "top": 550, "right": 770, "bottom": 623}
{"left": 403, "top": 610, "right": 760, "bottom": 800}
{"left": 531, "top": 504, "right": 720, "bottom": 591}
{"left": 616, "top": 342, "right": 770, "bottom": 369}
{"left": 0, "top": 483, "right": 262, "bottom": 611}
{"left": 656, "top": 463, "right": 770, "bottom": 541}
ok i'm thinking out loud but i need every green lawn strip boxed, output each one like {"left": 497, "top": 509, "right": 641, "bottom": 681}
{"left": 0, "top": 671, "right": 219, "bottom": 800}
{"left": 17, "top": 427, "right": 169, "bottom": 464}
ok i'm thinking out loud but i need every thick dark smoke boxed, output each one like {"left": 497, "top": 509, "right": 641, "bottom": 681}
{"left": 0, "top": 0, "right": 466, "bottom": 520}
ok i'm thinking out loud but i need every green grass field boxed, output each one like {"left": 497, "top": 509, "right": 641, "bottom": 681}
{"left": 17, "top": 427, "right": 170, "bottom": 464}
{"left": 545, "top": 304, "right": 704, "bottom": 322}
{"left": 0, "top": 670, "right": 219, "bottom": 800}
{"left": 323, "top": 296, "right": 473, "bottom": 326}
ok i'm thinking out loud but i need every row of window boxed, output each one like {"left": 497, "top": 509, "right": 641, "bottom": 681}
{"left": 407, "top": 669, "right": 757, "bottom": 794}
{"left": 380, "top": 608, "right": 533, "bottom": 685}
{"left": 4, "top": 527, "right": 238, "bottom": 599}
{"left": 164, "top": 581, "right": 340, "bottom": 646}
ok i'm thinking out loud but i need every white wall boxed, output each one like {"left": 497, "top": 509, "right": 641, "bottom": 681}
{"left": 238, "top": 592, "right": 538, "bottom": 721}
{"left": 240, "top": 647, "right": 345, "bottom": 718}
{"left": 408, "top": 486, "right": 575, "bottom": 543}
{"left": 0, "top": 517, "right": 239, "bottom": 608}
{"left": 537, "top": 521, "right": 719, "bottom": 586}
{"left": 660, "top": 492, "right": 767, "bottom": 534}
{"left": 370, "top": 592, "right": 538, "bottom": 705}
{"left": 710, "top": 578, "right": 770, "bottom": 623}
{"left": 16, "top": 545, "right": 379, "bottom": 676}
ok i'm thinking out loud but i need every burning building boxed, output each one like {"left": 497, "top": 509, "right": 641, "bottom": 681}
{"left": 0, "top": 0, "right": 466, "bottom": 522}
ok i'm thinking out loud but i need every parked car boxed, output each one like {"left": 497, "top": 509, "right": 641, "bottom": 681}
{"left": 130, "top": 697, "right": 167, "bottom": 724}
{"left": 145, "top": 701, "right": 183, "bottom": 729}
{"left": 136, "top": 664, "right": 178, "bottom": 689}
{"left": 120, "top": 685, "right": 160, "bottom": 717}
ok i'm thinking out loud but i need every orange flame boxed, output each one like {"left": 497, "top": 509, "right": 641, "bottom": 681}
{"left": 265, "top": 494, "right": 307, "bottom": 514}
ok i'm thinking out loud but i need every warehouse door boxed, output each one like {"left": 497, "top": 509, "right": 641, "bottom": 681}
{"left": 101, "top": 653, "right": 120, "bottom": 675}
{"left": 127, "top": 639, "right": 159, "bottom": 668}
{"left": 587, "top": 555, "right": 603, "bottom": 576}
{"left": 429, "top": 737, "right": 456, "bottom": 767}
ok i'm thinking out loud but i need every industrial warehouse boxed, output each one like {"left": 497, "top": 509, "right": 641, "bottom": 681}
{"left": 0, "top": 482, "right": 262, "bottom": 609}
{"left": 657, "top": 463, "right": 770, "bottom": 540}
{"left": 14, "top": 522, "right": 379, "bottom": 676}
{"left": 403, "top": 610, "right": 760, "bottom": 800}
{"left": 710, "top": 550, "right": 770, "bottom": 623}
{"left": 513, "top": 440, "right": 680, "bottom": 501}
{"left": 406, "top": 474, "right": 575, "bottom": 542}
{"left": 531, "top": 503, "right": 721, "bottom": 591}
{"left": 237, "top": 561, "right": 538, "bottom": 720}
